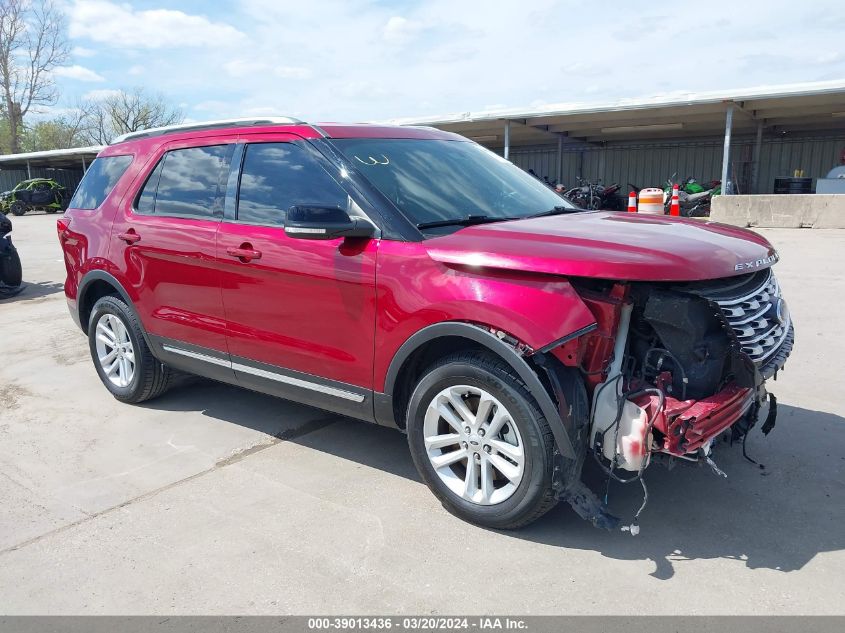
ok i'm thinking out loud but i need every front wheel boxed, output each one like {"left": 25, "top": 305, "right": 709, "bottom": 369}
{"left": 406, "top": 351, "right": 557, "bottom": 529}
{"left": 10, "top": 201, "right": 26, "bottom": 216}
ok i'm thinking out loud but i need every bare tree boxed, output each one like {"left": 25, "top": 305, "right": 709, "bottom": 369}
{"left": 78, "top": 88, "right": 184, "bottom": 145}
{"left": 0, "top": 0, "right": 69, "bottom": 153}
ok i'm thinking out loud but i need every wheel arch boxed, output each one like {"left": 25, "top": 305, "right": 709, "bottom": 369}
{"left": 77, "top": 270, "right": 149, "bottom": 347}
{"left": 380, "top": 321, "right": 577, "bottom": 458}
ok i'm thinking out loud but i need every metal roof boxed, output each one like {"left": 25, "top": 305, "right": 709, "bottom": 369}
{"left": 0, "top": 145, "right": 103, "bottom": 169}
{"left": 389, "top": 79, "right": 845, "bottom": 146}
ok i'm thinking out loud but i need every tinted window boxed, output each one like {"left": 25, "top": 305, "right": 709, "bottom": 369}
{"left": 237, "top": 143, "right": 349, "bottom": 226}
{"left": 153, "top": 145, "right": 231, "bottom": 218}
{"left": 332, "top": 139, "right": 575, "bottom": 229}
{"left": 136, "top": 160, "right": 164, "bottom": 214}
{"left": 69, "top": 155, "right": 132, "bottom": 209}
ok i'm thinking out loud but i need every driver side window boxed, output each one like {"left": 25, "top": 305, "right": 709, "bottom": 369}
{"left": 236, "top": 143, "right": 349, "bottom": 227}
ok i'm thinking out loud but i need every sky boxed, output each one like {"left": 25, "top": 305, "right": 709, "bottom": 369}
{"left": 43, "top": 0, "right": 845, "bottom": 124}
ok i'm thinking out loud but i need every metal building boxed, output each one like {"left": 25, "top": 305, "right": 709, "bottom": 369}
{"left": 0, "top": 146, "right": 102, "bottom": 194}
{"left": 397, "top": 80, "right": 845, "bottom": 194}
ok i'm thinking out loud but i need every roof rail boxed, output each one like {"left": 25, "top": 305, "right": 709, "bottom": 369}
{"left": 110, "top": 116, "right": 305, "bottom": 144}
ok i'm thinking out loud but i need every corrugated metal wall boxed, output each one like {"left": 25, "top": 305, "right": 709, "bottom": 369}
{"left": 0, "top": 168, "right": 84, "bottom": 194}
{"left": 510, "top": 132, "right": 845, "bottom": 194}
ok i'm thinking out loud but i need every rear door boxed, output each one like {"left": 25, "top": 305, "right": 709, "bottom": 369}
{"left": 111, "top": 139, "right": 236, "bottom": 378}
{"left": 216, "top": 135, "right": 378, "bottom": 416}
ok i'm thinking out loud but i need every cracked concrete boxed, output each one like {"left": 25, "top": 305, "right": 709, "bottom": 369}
{"left": 1, "top": 213, "right": 844, "bottom": 615}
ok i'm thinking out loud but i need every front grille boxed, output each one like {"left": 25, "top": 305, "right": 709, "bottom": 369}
{"left": 692, "top": 269, "right": 792, "bottom": 371}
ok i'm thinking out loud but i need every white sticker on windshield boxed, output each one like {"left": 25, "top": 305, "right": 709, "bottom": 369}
{"left": 353, "top": 154, "right": 390, "bottom": 166}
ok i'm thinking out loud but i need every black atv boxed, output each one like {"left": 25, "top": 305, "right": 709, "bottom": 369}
{"left": 0, "top": 178, "right": 68, "bottom": 216}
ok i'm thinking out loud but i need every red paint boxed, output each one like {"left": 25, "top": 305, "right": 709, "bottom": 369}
{"left": 633, "top": 384, "right": 755, "bottom": 455}
{"left": 424, "top": 211, "right": 776, "bottom": 282}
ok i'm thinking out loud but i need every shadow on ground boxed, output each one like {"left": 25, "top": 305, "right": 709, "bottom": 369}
{"left": 0, "top": 281, "right": 63, "bottom": 303}
{"left": 144, "top": 378, "right": 845, "bottom": 580}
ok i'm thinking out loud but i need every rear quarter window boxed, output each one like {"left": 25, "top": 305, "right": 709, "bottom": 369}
{"left": 69, "top": 155, "right": 133, "bottom": 210}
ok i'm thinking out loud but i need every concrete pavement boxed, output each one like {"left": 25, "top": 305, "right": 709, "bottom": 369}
{"left": 1, "top": 213, "right": 843, "bottom": 614}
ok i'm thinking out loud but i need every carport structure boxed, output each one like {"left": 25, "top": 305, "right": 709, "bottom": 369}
{"left": 398, "top": 80, "right": 845, "bottom": 194}
{"left": 0, "top": 146, "right": 103, "bottom": 193}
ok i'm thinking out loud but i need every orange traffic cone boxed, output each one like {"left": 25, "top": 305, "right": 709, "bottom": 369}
{"left": 670, "top": 184, "right": 680, "bottom": 216}
{"left": 627, "top": 191, "right": 637, "bottom": 213}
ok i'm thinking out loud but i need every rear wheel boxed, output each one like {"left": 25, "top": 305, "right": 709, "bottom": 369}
{"left": 10, "top": 201, "right": 26, "bottom": 216}
{"left": 406, "top": 351, "right": 557, "bottom": 529}
{"left": 88, "top": 295, "right": 171, "bottom": 403}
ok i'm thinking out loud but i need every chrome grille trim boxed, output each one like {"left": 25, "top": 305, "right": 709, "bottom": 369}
{"left": 709, "top": 270, "right": 791, "bottom": 365}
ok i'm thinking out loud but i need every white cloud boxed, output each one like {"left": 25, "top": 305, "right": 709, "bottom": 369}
{"left": 69, "top": 0, "right": 245, "bottom": 49}
{"left": 53, "top": 64, "right": 105, "bottom": 82}
{"left": 128, "top": 65, "right": 145, "bottom": 76}
{"left": 82, "top": 88, "right": 122, "bottom": 101}
{"left": 72, "top": 46, "right": 96, "bottom": 58}
{"left": 55, "top": 0, "right": 845, "bottom": 125}
{"left": 382, "top": 16, "right": 424, "bottom": 44}
{"left": 224, "top": 59, "right": 311, "bottom": 80}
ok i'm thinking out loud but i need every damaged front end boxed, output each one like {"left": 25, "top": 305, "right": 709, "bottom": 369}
{"left": 547, "top": 268, "right": 794, "bottom": 532}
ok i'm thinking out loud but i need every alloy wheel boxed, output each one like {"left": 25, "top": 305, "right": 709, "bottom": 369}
{"left": 94, "top": 313, "right": 136, "bottom": 388}
{"left": 423, "top": 385, "right": 525, "bottom": 505}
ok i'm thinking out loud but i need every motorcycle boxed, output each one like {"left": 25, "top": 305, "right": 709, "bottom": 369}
{"left": 563, "top": 178, "right": 624, "bottom": 211}
{"left": 662, "top": 175, "right": 721, "bottom": 217}
{"left": 0, "top": 213, "right": 23, "bottom": 298}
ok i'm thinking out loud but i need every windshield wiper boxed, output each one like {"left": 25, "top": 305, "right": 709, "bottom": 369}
{"left": 416, "top": 214, "right": 519, "bottom": 230}
{"left": 526, "top": 205, "right": 576, "bottom": 219}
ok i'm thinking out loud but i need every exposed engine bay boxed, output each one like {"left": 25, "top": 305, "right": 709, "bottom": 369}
{"left": 549, "top": 268, "right": 794, "bottom": 532}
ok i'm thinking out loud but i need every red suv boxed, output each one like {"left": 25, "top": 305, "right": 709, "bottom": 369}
{"left": 59, "top": 118, "right": 793, "bottom": 530}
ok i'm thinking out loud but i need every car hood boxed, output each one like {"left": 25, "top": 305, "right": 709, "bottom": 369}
{"left": 423, "top": 211, "right": 778, "bottom": 282}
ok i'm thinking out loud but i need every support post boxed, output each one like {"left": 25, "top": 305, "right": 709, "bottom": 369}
{"left": 751, "top": 120, "right": 763, "bottom": 194}
{"left": 26, "top": 160, "right": 31, "bottom": 179}
{"left": 556, "top": 135, "right": 563, "bottom": 185}
{"left": 503, "top": 120, "right": 510, "bottom": 160}
{"left": 81, "top": 156, "right": 87, "bottom": 172}
{"left": 720, "top": 105, "right": 734, "bottom": 195}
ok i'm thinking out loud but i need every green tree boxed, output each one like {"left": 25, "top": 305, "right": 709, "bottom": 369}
{"left": 21, "top": 115, "right": 85, "bottom": 151}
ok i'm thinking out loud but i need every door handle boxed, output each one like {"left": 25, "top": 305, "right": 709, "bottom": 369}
{"left": 226, "top": 244, "right": 262, "bottom": 262}
{"left": 117, "top": 229, "right": 141, "bottom": 244}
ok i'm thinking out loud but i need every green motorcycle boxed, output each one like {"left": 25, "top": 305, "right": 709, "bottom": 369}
{"left": 663, "top": 176, "right": 721, "bottom": 217}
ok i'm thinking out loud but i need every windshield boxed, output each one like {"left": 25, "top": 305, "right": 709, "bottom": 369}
{"left": 330, "top": 138, "right": 575, "bottom": 229}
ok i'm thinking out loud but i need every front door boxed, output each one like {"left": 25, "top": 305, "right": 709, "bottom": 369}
{"left": 216, "top": 137, "right": 377, "bottom": 416}
{"left": 111, "top": 140, "right": 236, "bottom": 375}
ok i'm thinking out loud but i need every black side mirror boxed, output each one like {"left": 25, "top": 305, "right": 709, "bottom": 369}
{"left": 284, "top": 206, "right": 375, "bottom": 240}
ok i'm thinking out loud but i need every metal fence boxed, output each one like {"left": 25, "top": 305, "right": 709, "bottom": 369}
{"left": 509, "top": 132, "right": 845, "bottom": 194}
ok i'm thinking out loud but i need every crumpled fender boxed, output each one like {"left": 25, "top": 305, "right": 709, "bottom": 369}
{"left": 373, "top": 241, "right": 598, "bottom": 392}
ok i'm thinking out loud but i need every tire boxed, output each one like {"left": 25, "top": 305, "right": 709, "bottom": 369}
{"left": 46, "top": 208, "right": 59, "bottom": 214}
{"left": 88, "top": 295, "right": 172, "bottom": 403}
{"left": 0, "top": 248, "right": 22, "bottom": 287}
{"left": 10, "top": 201, "right": 26, "bottom": 216}
{"left": 406, "top": 351, "right": 557, "bottom": 529}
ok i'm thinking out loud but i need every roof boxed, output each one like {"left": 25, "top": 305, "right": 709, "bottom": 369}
{"left": 0, "top": 146, "right": 103, "bottom": 169}
{"left": 389, "top": 79, "right": 845, "bottom": 145}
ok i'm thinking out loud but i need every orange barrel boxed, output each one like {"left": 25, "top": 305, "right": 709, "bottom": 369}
{"left": 637, "top": 188, "right": 665, "bottom": 214}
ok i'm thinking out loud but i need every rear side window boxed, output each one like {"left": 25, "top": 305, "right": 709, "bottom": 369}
{"left": 136, "top": 145, "right": 232, "bottom": 218}
{"left": 236, "top": 143, "right": 349, "bottom": 226}
{"left": 69, "top": 155, "right": 132, "bottom": 209}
